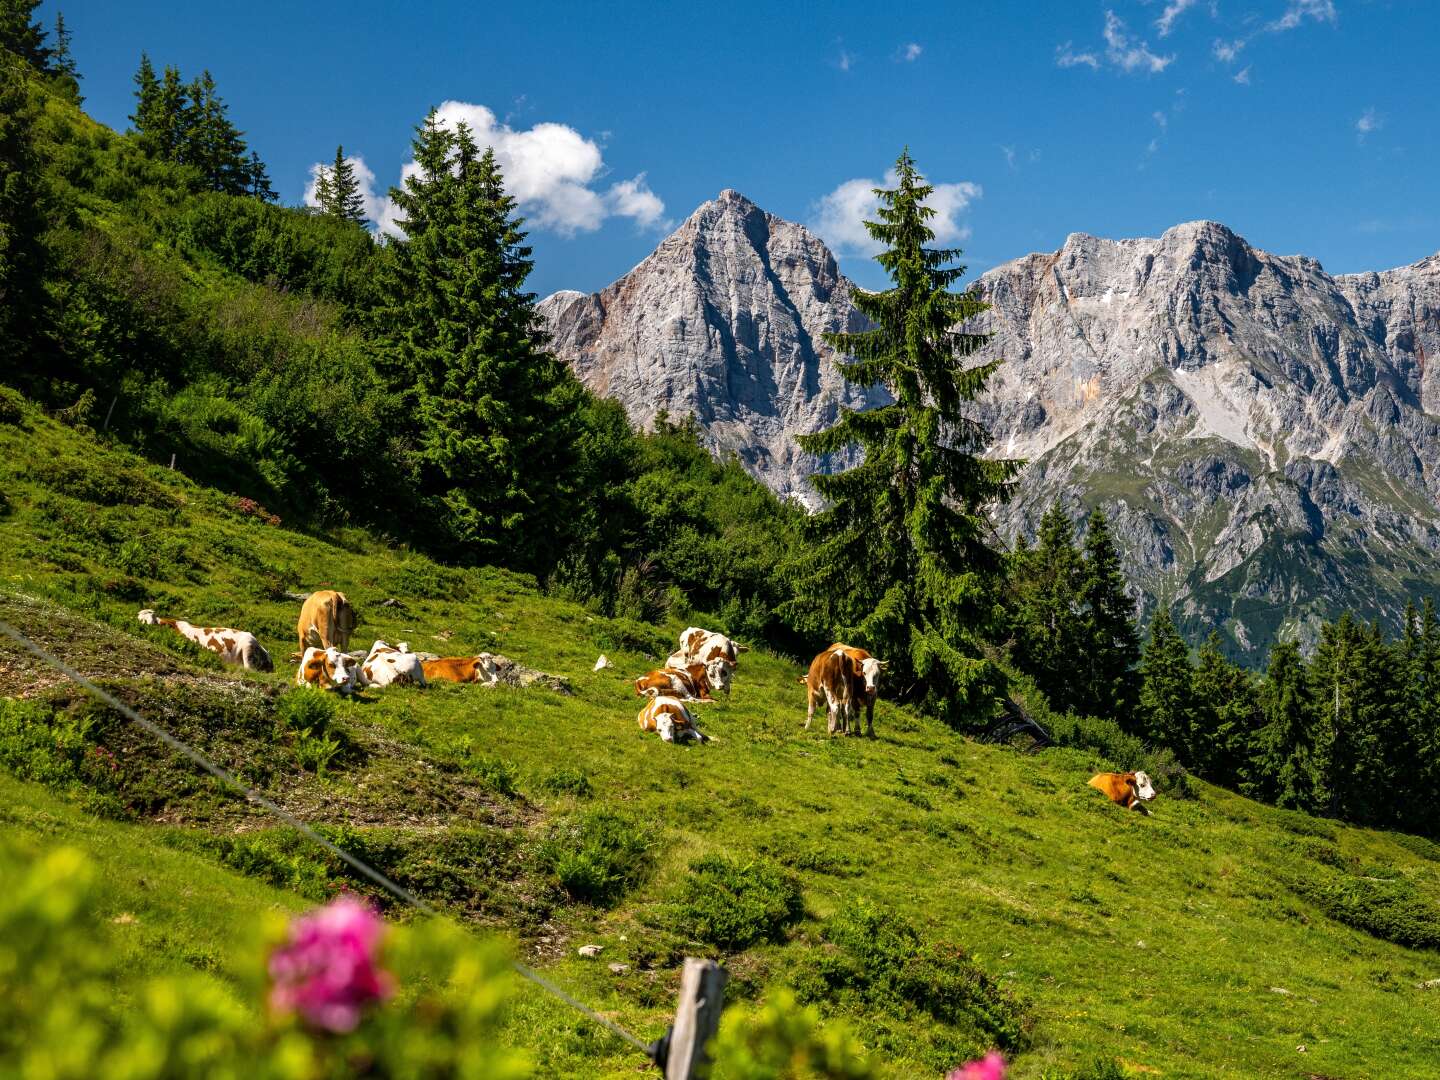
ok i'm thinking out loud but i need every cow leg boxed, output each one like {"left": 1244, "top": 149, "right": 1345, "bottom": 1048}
{"left": 865, "top": 699, "right": 875, "bottom": 738}
{"left": 805, "top": 687, "right": 815, "bottom": 729}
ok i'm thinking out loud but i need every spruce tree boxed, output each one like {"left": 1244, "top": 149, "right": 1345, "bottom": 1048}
{"left": 1251, "top": 641, "right": 1321, "bottom": 811}
{"left": 786, "top": 150, "right": 1021, "bottom": 723}
{"left": 312, "top": 164, "right": 334, "bottom": 215}
{"left": 130, "top": 54, "right": 161, "bottom": 137}
{"left": 47, "top": 10, "right": 78, "bottom": 100}
{"left": 0, "top": 50, "right": 45, "bottom": 371}
{"left": 154, "top": 64, "right": 189, "bottom": 159}
{"left": 325, "top": 145, "right": 367, "bottom": 224}
{"left": 0, "top": 0, "right": 50, "bottom": 69}
{"left": 1308, "top": 614, "right": 1395, "bottom": 827}
{"left": 245, "top": 150, "right": 276, "bottom": 201}
{"left": 187, "top": 70, "right": 248, "bottom": 194}
{"left": 1011, "top": 503, "right": 1085, "bottom": 714}
{"left": 1077, "top": 508, "right": 1141, "bottom": 723}
{"left": 1138, "top": 607, "right": 1194, "bottom": 754}
{"left": 378, "top": 113, "right": 581, "bottom": 569}
{"left": 1191, "top": 631, "right": 1261, "bottom": 783}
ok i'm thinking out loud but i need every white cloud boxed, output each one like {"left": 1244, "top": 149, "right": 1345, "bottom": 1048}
{"left": 1212, "top": 37, "right": 1245, "bottom": 62}
{"left": 311, "top": 103, "right": 668, "bottom": 240}
{"left": 1356, "top": 107, "right": 1383, "bottom": 142}
{"left": 1270, "top": 0, "right": 1337, "bottom": 32}
{"left": 1233, "top": 65, "right": 1252, "bottom": 84}
{"left": 810, "top": 169, "right": 981, "bottom": 258}
{"left": 1103, "top": 11, "right": 1175, "bottom": 74}
{"left": 303, "top": 154, "right": 388, "bottom": 227}
{"left": 1001, "top": 145, "right": 1016, "bottom": 169}
{"left": 1055, "top": 41, "right": 1100, "bottom": 69}
{"left": 1155, "top": 0, "right": 1201, "bottom": 37}
{"left": 1153, "top": 110, "right": 1169, "bottom": 131}
{"left": 901, "top": 42, "right": 922, "bottom": 61}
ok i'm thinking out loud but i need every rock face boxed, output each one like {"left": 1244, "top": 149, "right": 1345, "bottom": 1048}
{"left": 543, "top": 198, "right": 1440, "bottom": 658}
{"left": 538, "top": 190, "right": 888, "bottom": 507}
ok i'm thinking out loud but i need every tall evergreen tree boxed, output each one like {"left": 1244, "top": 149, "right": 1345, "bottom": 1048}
{"left": 0, "top": 50, "right": 45, "bottom": 372}
{"left": 786, "top": 150, "right": 1021, "bottom": 723}
{"left": 47, "top": 10, "right": 78, "bottom": 100}
{"left": 0, "top": 0, "right": 50, "bottom": 69}
{"left": 378, "top": 113, "right": 582, "bottom": 569}
{"left": 1077, "top": 508, "right": 1141, "bottom": 723}
{"left": 322, "top": 145, "right": 367, "bottom": 224}
{"left": 245, "top": 150, "right": 276, "bottom": 201}
{"left": 1010, "top": 503, "right": 1086, "bottom": 714}
{"left": 312, "top": 164, "right": 334, "bottom": 216}
{"left": 1191, "top": 631, "right": 1262, "bottom": 782}
{"left": 1251, "top": 641, "right": 1322, "bottom": 811}
{"left": 1308, "top": 614, "right": 1397, "bottom": 826}
{"left": 130, "top": 54, "right": 161, "bottom": 135}
{"left": 187, "top": 70, "right": 248, "bottom": 194}
{"left": 1138, "top": 608, "right": 1195, "bottom": 754}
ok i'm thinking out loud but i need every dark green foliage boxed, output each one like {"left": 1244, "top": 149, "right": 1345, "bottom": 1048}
{"left": 0, "top": 52, "right": 46, "bottom": 372}
{"left": 1138, "top": 608, "right": 1194, "bottom": 753}
{"left": 315, "top": 145, "right": 366, "bottom": 224}
{"left": 536, "top": 766, "right": 593, "bottom": 799}
{"left": 1076, "top": 510, "right": 1140, "bottom": 721}
{"left": 1009, "top": 505, "right": 1086, "bottom": 714}
{"left": 788, "top": 150, "right": 1020, "bottom": 725}
{"left": 667, "top": 855, "right": 803, "bottom": 950}
{"left": 0, "top": 0, "right": 50, "bottom": 68}
{"left": 812, "top": 899, "right": 1030, "bottom": 1053}
{"left": 129, "top": 56, "right": 262, "bottom": 197}
{"left": 1292, "top": 871, "right": 1440, "bottom": 950}
{"left": 1248, "top": 641, "right": 1322, "bottom": 810}
{"left": 534, "top": 809, "right": 653, "bottom": 905}
{"left": 1190, "top": 632, "right": 1261, "bottom": 780}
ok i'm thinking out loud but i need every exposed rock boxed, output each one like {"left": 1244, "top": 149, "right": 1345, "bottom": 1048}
{"left": 577, "top": 944, "right": 603, "bottom": 958}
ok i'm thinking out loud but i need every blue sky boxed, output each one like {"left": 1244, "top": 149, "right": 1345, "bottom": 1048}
{"left": 59, "top": 0, "right": 1437, "bottom": 297}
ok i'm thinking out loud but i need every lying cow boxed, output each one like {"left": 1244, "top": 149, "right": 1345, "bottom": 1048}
{"left": 137, "top": 609, "right": 273, "bottom": 672}
{"left": 360, "top": 641, "right": 427, "bottom": 688}
{"left": 677, "top": 626, "right": 748, "bottom": 669}
{"left": 296, "top": 646, "right": 362, "bottom": 696}
{"left": 634, "top": 660, "right": 726, "bottom": 702}
{"left": 422, "top": 654, "right": 500, "bottom": 685}
{"left": 1088, "top": 771, "right": 1157, "bottom": 813}
{"left": 296, "top": 590, "right": 357, "bottom": 655}
{"left": 637, "top": 695, "right": 710, "bottom": 744}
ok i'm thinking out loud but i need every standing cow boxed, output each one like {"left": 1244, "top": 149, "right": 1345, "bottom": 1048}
{"left": 137, "top": 609, "right": 273, "bottom": 671}
{"left": 296, "top": 590, "right": 357, "bottom": 655}
{"left": 802, "top": 644, "right": 887, "bottom": 737}
{"left": 828, "top": 643, "right": 886, "bottom": 737}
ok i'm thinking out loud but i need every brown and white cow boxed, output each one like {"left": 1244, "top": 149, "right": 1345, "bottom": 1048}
{"left": 137, "top": 609, "right": 273, "bottom": 671}
{"left": 635, "top": 661, "right": 722, "bottom": 702}
{"left": 1087, "top": 771, "right": 1157, "bottom": 812}
{"left": 827, "top": 643, "right": 886, "bottom": 736}
{"left": 677, "top": 627, "right": 748, "bottom": 670}
{"left": 804, "top": 647, "right": 858, "bottom": 736}
{"left": 360, "top": 641, "right": 427, "bottom": 688}
{"left": 295, "top": 646, "right": 362, "bottom": 696}
{"left": 296, "top": 590, "right": 358, "bottom": 655}
{"left": 422, "top": 654, "right": 500, "bottom": 685}
{"left": 637, "top": 694, "right": 709, "bottom": 744}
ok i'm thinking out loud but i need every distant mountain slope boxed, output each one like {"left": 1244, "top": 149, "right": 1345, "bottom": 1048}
{"left": 538, "top": 190, "right": 889, "bottom": 508}
{"left": 544, "top": 202, "right": 1440, "bottom": 656}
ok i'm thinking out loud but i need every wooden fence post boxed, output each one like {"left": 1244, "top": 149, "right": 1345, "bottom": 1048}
{"left": 663, "top": 957, "right": 728, "bottom": 1080}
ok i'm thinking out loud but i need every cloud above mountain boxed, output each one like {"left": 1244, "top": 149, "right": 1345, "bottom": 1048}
{"left": 810, "top": 169, "right": 981, "bottom": 258}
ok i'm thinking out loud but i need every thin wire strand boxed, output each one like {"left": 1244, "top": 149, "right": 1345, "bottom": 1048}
{"left": 0, "top": 618, "right": 652, "bottom": 1059}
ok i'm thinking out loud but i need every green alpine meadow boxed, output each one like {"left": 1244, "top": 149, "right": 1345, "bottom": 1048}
{"left": 3, "top": 3, "right": 1440, "bottom": 1077}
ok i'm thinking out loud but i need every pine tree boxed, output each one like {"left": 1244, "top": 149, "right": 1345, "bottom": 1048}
{"left": 1191, "top": 631, "right": 1262, "bottom": 783}
{"left": 154, "top": 64, "right": 189, "bottom": 159}
{"left": 130, "top": 54, "right": 161, "bottom": 137}
{"left": 312, "top": 164, "right": 334, "bottom": 215}
{"left": 47, "top": 10, "right": 78, "bottom": 100}
{"left": 1077, "top": 508, "right": 1141, "bottom": 723}
{"left": 187, "top": 70, "right": 248, "bottom": 194}
{"left": 378, "top": 113, "right": 582, "bottom": 569}
{"left": 1010, "top": 503, "right": 1085, "bottom": 714}
{"left": 324, "top": 145, "right": 367, "bottom": 224}
{"left": 786, "top": 150, "right": 1021, "bottom": 723}
{"left": 1251, "top": 641, "right": 1321, "bottom": 811}
{"left": 245, "top": 150, "right": 275, "bottom": 201}
{"left": 0, "top": 0, "right": 50, "bottom": 69}
{"left": 0, "top": 50, "right": 45, "bottom": 370}
{"left": 1308, "top": 614, "right": 1396, "bottom": 827}
{"left": 1138, "top": 608, "right": 1194, "bottom": 754}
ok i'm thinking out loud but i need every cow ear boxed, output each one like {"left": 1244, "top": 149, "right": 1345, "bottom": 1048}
{"left": 877, "top": 660, "right": 890, "bottom": 668}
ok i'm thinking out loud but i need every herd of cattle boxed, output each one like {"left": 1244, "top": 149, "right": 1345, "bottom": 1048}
{"left": 134, "top": 592, "right": 1158, "bottom": 810}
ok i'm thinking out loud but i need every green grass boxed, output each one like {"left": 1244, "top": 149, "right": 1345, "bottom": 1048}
{"left": 3, "top": 409, "right": 1440, "bottom": 1077}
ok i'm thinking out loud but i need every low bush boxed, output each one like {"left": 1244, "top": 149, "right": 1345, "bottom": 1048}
{"left": 589, "top": 616, "right": 671, "bottom": 660}
{"left": 0, "top": 384, "right": 28, "bottom": 425}
{"left": 710, "top": 986, "right": 877, "bottom": 1080}
{"left": 534, "top": 810, "right": 654, "bottom": 906}
{"left": 667, "top": 855, "right": 803, "bottom": 951}
{"left": 274, "top": 689, "right": 343, "bottom": 775}
{"left": 1292, "top": 872, "right": 1440, "bottom": 950}
{"left": 536, "top": 766, "right": 593, "bottom": 799}
{"left": 380, "top": 559, "right": 471, "bottom": 601}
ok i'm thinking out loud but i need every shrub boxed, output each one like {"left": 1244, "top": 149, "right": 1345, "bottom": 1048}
{"left": 1293, "top": 872, "right": 1440, "bottom": 950}
{"left": 668, "top": 856, "right": 804, "bottom": 951}
{"left": 380, "top": 560, "right": 471, "bottom": 601}
{"left": 534, "top": 810, "right": 654, "bottom": 906}
{"left": 536, "top": 767, "right": 593, "bottom": 799}
{"left": 438, "top": 736, "right": 520, "bottom": 798}
{"left": 590, "top": 616, "right": 671, "bottom": 660}
{"left": 710, "top": 986, "right": 877, "bottom": 1080}
{"left": 812, "top": 899, "right": 1030, "bottom": 1053}
{"left": 1036, "top": 1061, "right": 1127, "bottom": 1080}
{"left": 274, "top": 689, "right": 343, "bottom": 775}
{"left": 0, "top": 384, "right": 27, "bottom": 425}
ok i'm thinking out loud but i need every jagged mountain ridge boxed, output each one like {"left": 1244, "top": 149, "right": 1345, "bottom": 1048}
{"left": 541, "top": 195, "right": 1440, "bottom": 656}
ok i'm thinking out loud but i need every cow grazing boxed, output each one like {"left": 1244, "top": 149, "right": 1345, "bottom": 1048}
{"left": 828, "top": 643, "right": 886, "bottom": 737}
{"left": 804, "top": 647, "right": 858, "bottom": 736}
{"left": 361, "top": 640, "right": 427, "bottom": 689}
{"left": 1088, "top": 771, "right": 1157, "bottom": 812}
{"left": 635, "top": 661, "right": 719, "bottom": 702}
{"left": 637, "top": 695, "right": 709, "bottom": 744}
{"left": 677, "top": 626, "right": 748, "bottom": 669}
{"left": 137, "top": 609, "right": 273, "bottom": 671}
{"left": 296, "top": 646, "right": 361, "bottom": 696}
{"left": 296, "top": 590, "right": 357, "bottom": 654}
{"left": 422, "top": 654, "right": 500, "bottom": 685}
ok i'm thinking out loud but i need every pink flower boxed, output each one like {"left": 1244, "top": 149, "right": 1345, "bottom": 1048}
{"left": 948, "top": 1051, "right": 1006, "bottom": 1080}
{"left": 268, "top": 895, "right": 394, "bottom": 1033}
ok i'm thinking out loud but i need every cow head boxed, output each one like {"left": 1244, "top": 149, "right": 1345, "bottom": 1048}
{"left": 1131, "top": 771, "right": 1156, "bottom": 801}
{"left": 137, "top": 609, "right": 159, "bottom": 626}
{"left": 858, "top": 657, "right": 886, "bottom": 693}
{"left": 476, "top": 652, "right": 499, "bottom": 684}
{"left": 655, "top": 713, "right": 677, "bottom": 742}
{"left": 325, "top": 647, "right": 361, "bottom": 695}
{"left": 706, "top": 658, "right": 733, "bottom": 694}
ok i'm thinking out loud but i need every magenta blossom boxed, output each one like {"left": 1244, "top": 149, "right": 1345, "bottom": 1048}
{"left": 268, "top": 894, "right": 394, "bottom": 1033}
{"left": 948, "top": 1051, "right": 1006, "bottom": 1080}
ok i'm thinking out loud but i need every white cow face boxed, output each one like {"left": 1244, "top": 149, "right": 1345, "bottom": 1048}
{"left": 137, "top": 609, "right": 159, "bottom": 626}
{"left": 706, "top": 658, "right": 733, "bottom": 694}
{"left": 1133, "top": 771, "right": 1156, "bottom": 801}
{"left": 859, "top": 657, "right": 885, "bottom": 693}
{"left": 326, "top": 647, "right": 360, "bottom": 694}
{"left": 655, "top": 714, "right": 676, "bottom": 742}
{"left": 476, "top": 652, "right": 500, "bottom": 684}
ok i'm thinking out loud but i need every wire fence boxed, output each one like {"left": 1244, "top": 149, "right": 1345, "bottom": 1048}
{"left": 0, "top": 617, "right": 654, "bottom": 1060}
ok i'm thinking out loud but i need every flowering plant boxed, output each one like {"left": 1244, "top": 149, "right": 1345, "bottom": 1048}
{"left": 948, "top": 1051, "right": 1006, "bottom": 1080}
{"left": 268, "top": 894, "right": 394, "bottom": 1032}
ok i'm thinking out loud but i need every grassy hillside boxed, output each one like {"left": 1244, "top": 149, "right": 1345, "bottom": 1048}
{"left": 3, "top": 402, "right": 1440, "bottom": 1078}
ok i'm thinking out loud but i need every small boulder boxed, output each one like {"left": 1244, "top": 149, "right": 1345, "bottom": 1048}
{"left": 594, "top": 655, "right": 612, "bottom": 671}
{"left": 577, "top": 944, "right": 603, "bottom": 958}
